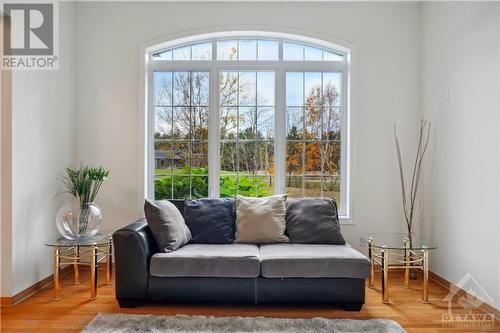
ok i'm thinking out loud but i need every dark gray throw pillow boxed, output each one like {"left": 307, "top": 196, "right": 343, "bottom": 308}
{"left": 184, "top": 198, "right": 236, "bottom": 244}
{"left": 285, "top": 198, "right": 345, "bottom": 244}
{"left": 144, "top": 199, "right": 191, "bottom": 252}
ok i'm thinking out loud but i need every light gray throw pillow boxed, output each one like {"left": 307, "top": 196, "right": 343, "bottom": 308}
{"left": 235, "top": 195, "right": 289, "bottom": 243}
{"left": 285, "top": 197, "right": 345, "bottom": 244}
{"left": 144, "top": 199, "right": 191, "bottom": 252}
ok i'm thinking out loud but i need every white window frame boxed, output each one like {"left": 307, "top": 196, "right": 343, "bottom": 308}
{"left": 143, "top": 31, "right": 352, "bottom": 220}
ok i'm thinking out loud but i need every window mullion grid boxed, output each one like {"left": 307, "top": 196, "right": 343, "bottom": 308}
{"left": 148, "top": 69, "right": 156, "bottom": 199}
{"left": 150, "top": 43, "right": 347, "bottom": 206}
{"left": 340, "top": 69, "right": 348, "bottom": 217}
{"left": 253, "top": 72, "right": 258, "bottom": 195}
{"left": 278, "top": 40, "right": 283, "bottom": 61}
{"left": 320, "top": 72, "right": 324, "bottom": 197}
{"left": 277, "top": 37, "right": 285, "bottom": 196}
{"left": 275, "top": 67, "right": 286, "bottom": 195}
{"left": 149, "top": 61, "right": 347, "bottom": 72}
{"left": 170, "top": 72, "right": 174, "bottom": 199}
{"left": 256, "top": 40, "right": 259, "bottom": 61}
{"left": 301, "top": 72, "right": 306, "bottom": 197}
{"left": 236, "top": 72, "right": 240, "bottom": 195}
{"left": 208, "top": 66, "right": 220, "bottom": 198}
{"left": 188, "top": 71, "right": 193, "bottom": 198}
{"left": 208, "top": 41, "right": 219, "bottom": 198}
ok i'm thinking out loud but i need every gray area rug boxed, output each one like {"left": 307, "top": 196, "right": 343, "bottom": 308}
{"left": 81, "top": 313, "right": 406, "bottom": 333}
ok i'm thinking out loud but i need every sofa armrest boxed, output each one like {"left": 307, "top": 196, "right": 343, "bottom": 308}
{"left": 112, "top": 218, "right": 158, "bottom": 302}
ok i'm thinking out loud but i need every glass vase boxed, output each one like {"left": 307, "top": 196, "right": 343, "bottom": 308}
{"left": 56, "top": 201, "right": 102, "bottom": 239}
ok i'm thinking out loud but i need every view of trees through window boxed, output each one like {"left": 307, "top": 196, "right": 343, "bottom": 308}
{"left": 151, "top": 38, "right": 345, "bottom": 209}
{"left": 219, "top": 71, "right": 275, "bottom": 197}
{"left": 153, "top": 71, "right": 210, "bottom": 199}
{"left": 286, "top": 72, "right": 342, "bottom": 201}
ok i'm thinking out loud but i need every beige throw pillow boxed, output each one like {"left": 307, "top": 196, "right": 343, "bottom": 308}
{"left": 235, "top": 195, "right": 289, "bottom": 243}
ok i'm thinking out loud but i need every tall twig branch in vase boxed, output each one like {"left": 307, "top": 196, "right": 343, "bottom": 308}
{"left": 394, "top": 120, "right": 431, "bottom": 278}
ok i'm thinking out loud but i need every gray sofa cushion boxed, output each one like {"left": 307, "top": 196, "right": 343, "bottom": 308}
{"left": 235, "top": 195, "right": 289, "bottom": 243}
{"left": 184, "top": 198, "right": 236, "bottom": 244}
{"left": 150, "top": 244, "right": 261, "bottom": 278}
{"left": 285, "top": 198, "right": 345, "bottom": 244}
{"left": 144, "top": 199, "right": 191, "bottom": 252}
{"left": 259, "top": 244, "right": 370, "bottom": 279}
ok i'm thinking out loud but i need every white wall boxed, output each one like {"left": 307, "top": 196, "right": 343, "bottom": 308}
{"left": 3, "top": 2, "right": 76, "bottom": 296}
{"left": 74, "top": 2, "right": 422, "bottom": 249}
{"left": 1, "top": 50, "right": 13, "bottom": 297}
{"left": 421, "top": 2, "right": 500, "bottom": 309}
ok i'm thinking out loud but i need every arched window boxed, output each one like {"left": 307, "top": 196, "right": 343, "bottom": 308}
{"left": 146, "top": 32, "right": 350, "bottom": 217}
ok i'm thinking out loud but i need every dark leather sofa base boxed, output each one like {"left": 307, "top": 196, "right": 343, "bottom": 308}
{"left": 118, "top": 277, "right": 365, "bottom": 311}
{"left": 148, "top": 277, "right": 256, "bottom": 304}
{"left": 257, "top": 277, "right": 365, "bottom": 305}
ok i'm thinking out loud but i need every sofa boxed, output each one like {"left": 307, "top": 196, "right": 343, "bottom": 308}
{"left": 113, "top": 198, "right": 371, "bottom": 310}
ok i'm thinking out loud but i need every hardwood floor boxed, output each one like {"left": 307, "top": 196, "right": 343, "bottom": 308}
{"left": 1, "top": 268, "right": 499, "bottom": 333}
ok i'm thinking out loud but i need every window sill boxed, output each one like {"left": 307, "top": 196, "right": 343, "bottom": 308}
{"left": 339, "top": 216, "right": 355, "bottom": 225}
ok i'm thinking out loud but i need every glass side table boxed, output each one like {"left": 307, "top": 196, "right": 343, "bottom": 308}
{"left": 45, "top": 233, "right": 112, "bottom": 300}
{"left": 361, "top": 233, "right": 437, "bottom": 304}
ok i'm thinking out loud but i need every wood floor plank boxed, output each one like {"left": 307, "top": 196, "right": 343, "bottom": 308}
{"left": 1, "top": 269, "right": 498, "bottom": 332}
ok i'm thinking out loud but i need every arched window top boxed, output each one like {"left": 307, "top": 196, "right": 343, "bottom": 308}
{"left": 150, "top": 32, "right": 347, "bottom": 62}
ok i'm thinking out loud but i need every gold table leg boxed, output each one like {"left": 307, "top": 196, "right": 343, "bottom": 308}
{"left": 73, "top": 245, "right": 80, "bottom": 285}
{"left": 381, "top": 248, "right": 389, "bottom": 303}
{"left": 106, "top": 237, "right": 112, "bottom": 285}
{"left": 53, "top": 247, "right": 62, "bottom": 301}
{"left": 368, "top": 241, "right": 375, "bottom": 288}
{"left": 421, "top": 249, "right": 429, "bottom": 303}
{"left": 90, "top": 245, "right": 98, "bottom": 299}
{"left": 403, "top": 238, "right": 410, "bottom": 288}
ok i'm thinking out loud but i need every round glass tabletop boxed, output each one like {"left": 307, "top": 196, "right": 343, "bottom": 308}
{"left": 45, "top": 233, "right": 111, "bottom": 247}
{"left": 360, "top": 232, "right": 437, "bottom": 250}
